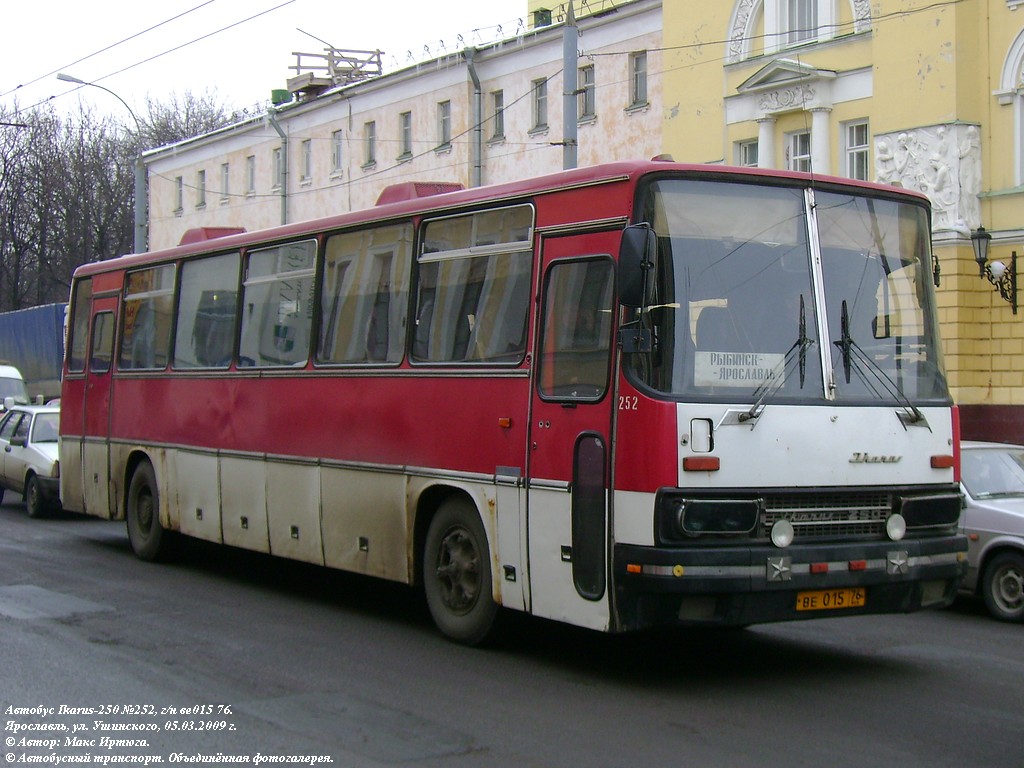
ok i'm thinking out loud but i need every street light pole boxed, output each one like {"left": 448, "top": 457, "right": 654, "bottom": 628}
{"left": 57, "top": 73, "right": 148, "bottom": 254}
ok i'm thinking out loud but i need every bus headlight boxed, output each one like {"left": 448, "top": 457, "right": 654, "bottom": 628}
{"left": 675, "top": 499, "right": 759, "bottom": 537}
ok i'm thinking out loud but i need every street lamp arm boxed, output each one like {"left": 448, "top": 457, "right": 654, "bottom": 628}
{"left": 56, "top": 72, "right": 148, "bottom": 254}
{"left": 57, "top": 73, "right": 144, "bottom": 136}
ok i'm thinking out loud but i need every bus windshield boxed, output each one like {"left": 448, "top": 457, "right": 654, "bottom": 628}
{"left": 631, "top": 178, "right": 949, "bottom": 404}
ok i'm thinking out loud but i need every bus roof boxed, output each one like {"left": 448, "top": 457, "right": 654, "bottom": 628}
{"left": 75, "top": 159, "right": 931, "bottom": 277}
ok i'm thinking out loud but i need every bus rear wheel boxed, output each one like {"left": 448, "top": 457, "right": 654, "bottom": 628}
{"left": 423, "top": 497, "right": 498, "bottom": 645}
{"left": 126, "top": 461, "right": 169, "bottom": 562}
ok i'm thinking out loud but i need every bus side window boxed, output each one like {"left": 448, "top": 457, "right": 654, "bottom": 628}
{"left": 173, "top": 252, "right": 240, "bottom": 369}
{"left": 413, "top": 205, "right": 534, "bottom": 365}
{"left": 317, "top": 224, "right": 412, "bottom": 365}
{"left": 239, "top": 241, "right": 316, "bottom": 367}
{"left": 120, "top": 265, "right": 175, "bottom": 370}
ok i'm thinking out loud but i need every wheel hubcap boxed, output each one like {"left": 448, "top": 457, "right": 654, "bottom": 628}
{"left": 994, "top": 565, "right": 1024, "bottom": 612}
{"left": 137, "top": 491, "right": 154, "bottom": 534}
{"left": 435, "top": 528, "right": 480, "bottom": 614}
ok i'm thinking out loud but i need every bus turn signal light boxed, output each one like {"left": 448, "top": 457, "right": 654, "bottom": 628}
{"left": 683, "top": 456, "right": 720, "bottom": 472}
{"left": 931, "top": 454, "right": 955, "bottom": 469}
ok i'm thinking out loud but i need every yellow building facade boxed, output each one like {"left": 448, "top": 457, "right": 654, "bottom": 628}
{"left": 640, "top": 0, "right": 1024, "bottom": 440}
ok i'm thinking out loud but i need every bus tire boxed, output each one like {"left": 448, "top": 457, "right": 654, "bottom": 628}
{"left": 126, "top": 461, "right": 168, "bottom": 562}
{"left": 423, "top": 497, "right": 498, "bottom": 645}
{"left": 982, "top": 551, "right": 1024, "bottom": 622}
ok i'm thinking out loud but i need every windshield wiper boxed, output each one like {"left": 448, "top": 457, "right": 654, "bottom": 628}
{"left": 740, "top": 296, "right": 814, "bottom": 424}
{"left": 833, "top": 300, "right": 928, "bottom": 429}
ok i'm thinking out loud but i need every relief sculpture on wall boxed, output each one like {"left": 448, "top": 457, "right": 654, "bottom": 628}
{"left": 874, "top": 124, "right": 981, "bottom": 232}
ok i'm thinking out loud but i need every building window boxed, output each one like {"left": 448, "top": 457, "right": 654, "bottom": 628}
{"left": 437, "top": 100, "right": 451, "bottom": 150}
{"left": 364, "top": 121, "right": 376, "bottom": 166}
{"left": 331, "top": 129, "right": 343, "bottom": 173}
{"left": 532, "top": 79, "right": 548, "bottom": 131}
{"left": 578, "top": 65, "right": 596, "bottom": 120}
{"left": 196, "top": 169, "right": 206, "bottom": 208}
{"left": 737, "top": 140, "right": 759, "bottom": 167}
{"left": 174, "top": 176, "right": 183, "bottom": 214}
{"left": 491, "top": 90, "right": 505, "bottom": 140}
{"left": 300, "top": 139, "right": 312, "bottom": 182}
{"left": 786, "top": 131, "right": 811, "bottom": 172}
{"left": 246, "top": 155, "right": 256, "bottom": 196}
{"left": 220, "top": 163, "right": 230, "bottom": 202}
{"left": 629, "top": 51, "right": 648, "bottom": 108}
{"left": 398, "top": 111, "right": 413, "bottom": 160}
{"left": 272, "top": 147, "right": 283, "bottom": 190}
{"left": 844, "top": 120, "right": 870, "bottom": 181}
{"left": 787, "top": 0, "right": 818, "bottom": 44}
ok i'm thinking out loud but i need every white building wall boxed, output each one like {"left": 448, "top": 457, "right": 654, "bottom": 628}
{"left": 144, "top": 0, "right": 661, "bottom": 252}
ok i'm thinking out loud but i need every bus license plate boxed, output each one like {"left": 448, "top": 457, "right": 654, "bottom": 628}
{"left": 796, "top": 588, "right": 866, "bottom": 611}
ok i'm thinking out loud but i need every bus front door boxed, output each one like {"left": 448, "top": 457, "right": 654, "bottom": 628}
{"left": 527, "top": 231, "right": 618, "bottom": 631}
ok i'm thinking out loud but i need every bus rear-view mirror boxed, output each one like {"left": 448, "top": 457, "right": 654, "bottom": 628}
{"left": 619, "top": 223, "right": 658, "bottom": 309}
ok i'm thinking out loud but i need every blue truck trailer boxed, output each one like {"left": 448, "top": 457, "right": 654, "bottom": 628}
{"left": 0, "top": 303, "right": 66, "bottom": 401}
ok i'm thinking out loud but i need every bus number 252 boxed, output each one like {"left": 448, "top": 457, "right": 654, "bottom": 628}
{"left": 618, "top": 396, "right": 638, "bottom": 411}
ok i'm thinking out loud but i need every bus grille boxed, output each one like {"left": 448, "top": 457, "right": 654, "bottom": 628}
{"left": 760, "top": 492, "right": 893, "bottom": 540}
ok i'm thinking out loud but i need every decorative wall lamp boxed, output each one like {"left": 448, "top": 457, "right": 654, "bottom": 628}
{"left": 971, "top": 226, "right": 1017, "bottom": 315}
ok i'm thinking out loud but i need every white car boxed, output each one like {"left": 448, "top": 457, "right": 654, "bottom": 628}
{"left": 959, "top": 441, "right": 1024, "bottom": 622}
{"left": 0, "top": 404, "right": 60, "bottom": 517}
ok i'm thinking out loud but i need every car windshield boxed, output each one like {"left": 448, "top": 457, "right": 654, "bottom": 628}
{"left": 0, "top": 376, "right": 28, "bottom": 403}
{"left": 961, "top": 447, "right": 1024, "bottom": 499}
{"left": 30, "top": 412, "right": 59, "bottom": 443}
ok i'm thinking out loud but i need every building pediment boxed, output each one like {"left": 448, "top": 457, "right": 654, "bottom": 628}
{"left": 737, "top": 59, "right": 837, "bottom": 94}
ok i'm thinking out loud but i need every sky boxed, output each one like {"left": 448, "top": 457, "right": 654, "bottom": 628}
{"left": 1, "top": 0, "right": 526, "bottom": 120}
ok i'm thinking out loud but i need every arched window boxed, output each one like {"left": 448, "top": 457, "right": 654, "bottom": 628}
{"left": 727, "top": 0, "right": 871, "bottom": 63}
{"left": 998, "top": 28, "right": 1024, "bottom": 186}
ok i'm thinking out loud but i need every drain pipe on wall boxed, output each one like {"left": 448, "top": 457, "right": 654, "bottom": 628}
{"left": 266, "top": 108, "right": 289, "bottom": 225}
{"left": 465, "top": 47, "right": 483, "bottom": 188}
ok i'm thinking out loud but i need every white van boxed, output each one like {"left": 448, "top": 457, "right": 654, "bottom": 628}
{"left": 0, "top": 365, "right": 29, "bottom": 412}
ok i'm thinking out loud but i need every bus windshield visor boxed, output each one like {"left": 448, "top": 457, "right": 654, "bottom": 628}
{"left": 628, "top": 179, "right": 949, "bottom": 405}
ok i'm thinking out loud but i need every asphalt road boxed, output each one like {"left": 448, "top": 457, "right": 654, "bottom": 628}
{"left": 0, "top": 495, "right": 1020, "bottom": 768}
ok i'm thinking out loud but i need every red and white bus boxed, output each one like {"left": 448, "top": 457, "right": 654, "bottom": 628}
{"left": 59, "top": 160, "right": 967, "bottom": 643}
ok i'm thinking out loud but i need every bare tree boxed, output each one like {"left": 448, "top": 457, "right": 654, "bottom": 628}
{"left": 0, "top": 91, "right": 235, "bottom": 312}
{"left": 142, "top": 90, "right": 237, "bottom": 147}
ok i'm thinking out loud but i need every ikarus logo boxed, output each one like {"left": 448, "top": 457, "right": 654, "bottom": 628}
{"left": 849, "top": 452, "right": 902, "bottom": 464}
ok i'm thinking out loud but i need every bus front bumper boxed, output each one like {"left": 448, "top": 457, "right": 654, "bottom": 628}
{"left": 612, "top": 535, "right": 968, "bottom": 631}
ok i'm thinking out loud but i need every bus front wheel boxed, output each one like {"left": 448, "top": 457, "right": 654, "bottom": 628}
{"left": 423, "top": 497, "right": 498, "bottom": 645}
{"left": 126, "top": 461, "right": 168, "bottom": 562}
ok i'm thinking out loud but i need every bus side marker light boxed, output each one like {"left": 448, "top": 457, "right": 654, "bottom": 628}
{"left": 930, "top": 454, "right": 955, "bottom": 469}
{"left": 498, "top": 417, "right": 512, "bottom": 429}
{"left": 683, "top": 456, "right": 720, "bottom": 472}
